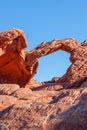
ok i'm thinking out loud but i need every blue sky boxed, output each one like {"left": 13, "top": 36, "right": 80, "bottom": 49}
{"left": 0, "top": 0, "right": 87, "bottom": 81}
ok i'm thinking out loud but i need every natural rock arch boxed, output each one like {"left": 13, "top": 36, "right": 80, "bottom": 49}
{"left": 26, "top": 38, "right": 87, "bottom": 88}
{"left": 0, "top": 28, "right": 87, "bottom": 88}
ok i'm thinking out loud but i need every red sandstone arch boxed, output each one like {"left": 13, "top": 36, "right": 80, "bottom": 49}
{"left": 0, "top": 28, "right": 87, "bottom": 88}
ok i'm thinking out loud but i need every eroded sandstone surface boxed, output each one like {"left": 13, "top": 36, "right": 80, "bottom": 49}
{"left": 0, "top": 83, "right": 87, "bottom": 130}
{"left": 0, "top": 28, "right": 87, "bottom": 130}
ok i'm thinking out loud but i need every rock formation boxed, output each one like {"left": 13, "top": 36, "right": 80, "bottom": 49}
{"left": 0, "top": 28, "right": 87, "bottom": 130}
{"left": 0, "top": 29, "right": 38, "bottom": 87}
{"left": 0, "top": 83, "right": 87, "bottom": 130}
{"left": 29, "top": 38, "right": 87, "bottom": 88}
{"left": 0, "top": 28, "right": 87, "bottom": 88}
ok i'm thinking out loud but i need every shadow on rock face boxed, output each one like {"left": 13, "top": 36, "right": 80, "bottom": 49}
{"left": 54, "top": 93, "right": 87, "bottom": 130}
{"left": 0, "top": 105, "right": 14, "bottom": 118}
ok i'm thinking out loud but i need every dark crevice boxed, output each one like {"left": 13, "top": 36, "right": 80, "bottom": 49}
{"left": 0, "top": 58, "right": 14, "bottom": 68}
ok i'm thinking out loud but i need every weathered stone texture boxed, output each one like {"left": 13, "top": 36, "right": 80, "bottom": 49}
{"left": 0, "top": 28, "right": 87, "bottom": 130}
{"left": 0, "top": 83, "right": 87, "bottom": 130}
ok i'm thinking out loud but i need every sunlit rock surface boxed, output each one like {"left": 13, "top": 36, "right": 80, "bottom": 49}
{"left": 0, "top": 29, "right": 87, "bottom": 129}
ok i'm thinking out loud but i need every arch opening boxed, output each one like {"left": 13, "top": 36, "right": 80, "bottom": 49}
{"left": 34, "top": 50, "right": 71, "bottom": 82}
